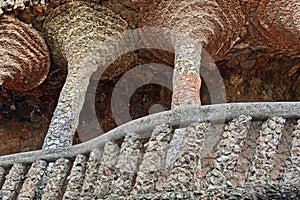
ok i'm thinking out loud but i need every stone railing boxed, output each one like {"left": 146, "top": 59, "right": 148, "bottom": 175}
{"left": 0, "top": 102, "right": 299, "bottom": 199}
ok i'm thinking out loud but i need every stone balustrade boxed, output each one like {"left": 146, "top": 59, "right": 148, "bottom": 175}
{"left": 0, "top": 102, "right": 299, "bottom": 199}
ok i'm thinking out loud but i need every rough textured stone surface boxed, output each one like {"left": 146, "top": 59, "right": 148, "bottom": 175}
{"left": 80, "top": 148, "right": 102, "bottom": 199}
{"left": 119, "top": 184, "right": 300, "bottom": 199}
{"left": 42, "top": 2, "right": 129, "bottom": 149}
{"left": 283, "top": 119, "right": 300, "bottom": 185}
{"left": 63, "top": 154, "right": 87, "bottom": 200}
{"left": 0, "top": 167, "right": 5, "bottom": 185}
{"left": 0, "top": 0, "right": 42, "bottom": 13}
{"left": 35, "top": 161, "right": 55, "bottom": 199}
{"left": 231, "top": 120, "right": 261, "bottom": 188}
{"left": 205, "top": 115, "right": 252, "bottom": 189}
{"left": 0, "top": 102, "right": 299, "bottom": 167}
{"left": 171, "top": 42, "right": 202, "bottom": 109}
{"left": 18, "top": 160, "right": 46, "bottom": 199}
{"left": 0, "top": 163, "right": 25, "bottom": 199}
{"left": 164, "top": 123, "right": 208, "bottom": 192}
{"left": 111, "top": 132, "right": 142, "bottom": 197}
{"left": 0, "top": 0, "right": 299, "bottom": 156}
{"left": 0, "top": 1, "right": 299, "bottom": 199}
{"left": 0, "top": 14, "right": 50, "bottom": 90}
{"left": 0, "top": 115, "right": 300, "bottom": 198}
{"left": 138, "top": 0, "right": 244, "bottom": 61}
{"left": 139, "top": 0, "right": 300, "bottom": 60}
{"left": 0, "top": 0, "right": 106, "bottom": 17}
{"left": 246, "top": 117, "right": 286, "bottom": 185}
{"left": 93, "top": 142, "right": 119, "bottom": 199}
{"left": 41, "top": 158, "right": 70, "bottom": 200}
{"left": 242, "top": 0, "right": 300, "bottom": 52}
{"left": 132, "top": 124, "right": 172, "bottom": 195}
{"left": 204, "top": 184, "right": 300, "bottom": 200}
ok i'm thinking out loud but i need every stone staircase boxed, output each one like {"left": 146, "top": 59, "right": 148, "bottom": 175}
{"left": 0, "top": 102, "right": 299, "bottom": 199}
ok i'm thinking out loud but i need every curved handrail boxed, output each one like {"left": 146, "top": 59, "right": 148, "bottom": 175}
{"left": 0, "top": 102, "right": 299, "bottom": 167}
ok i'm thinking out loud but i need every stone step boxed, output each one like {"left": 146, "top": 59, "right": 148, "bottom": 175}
{"left": 0, "top": 163, "right": 25, "bottom": 199}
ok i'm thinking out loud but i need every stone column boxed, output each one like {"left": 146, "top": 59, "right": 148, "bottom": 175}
{"left": 171, "top": 40, "right": 202, "bottom": 109}
{"left": 42, "top": 2, "right": 128, "bottom": 149}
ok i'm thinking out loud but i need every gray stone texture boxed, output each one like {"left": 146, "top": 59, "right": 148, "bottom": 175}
{"left": 246, "top": 117, "right": 286, "bottom": 185}
{"left": 42, "top": 2, "right": 129, "bottom": 149}
{"left": 18, "top": 160, "right": 47, "bottom": 199}
{"left": 205, "top": 115, "right": 252, "bottom": 189}
{"left": 164, "top": 122, "right": 208, "bottom": 192}
{"left": 0, "top": 104, "right": 299, "bottom": 198}
{"left": 111, "top": 132, "right": 142, "bottom": 197}
{"left": 132, "top": 124, "right": 172, "bottom": 195}
{"left": 63, "top": 154, "right": 87, "bottom": 200}
{"left": 41, "top": 158, "right": 70, "bottom": 200}
{"left": 283, "top": 119, "right": 300, "bottom": 185}
{"left": 80, "top": 148, "right": 102, "bottom": 199}
{"left": 0, "top": 163, "right": 25, "bottom": 199}
{"left": 0, "top": 102, "right": 298, "bottom": 167}
{"left": 93, "top": 142, "right": 120, "bottom": 199}
{"left": 0, "top": 167, "right": 5, "bottom": 185}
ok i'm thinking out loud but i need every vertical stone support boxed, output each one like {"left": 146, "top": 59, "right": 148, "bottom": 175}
{"left": 42, "top": 2, "right": 128, "bottom": 149}
{"left": 132, "top": 124, "right": 172, "bottom": 195}
{"left": 0, "top": 163, "right": 25, "bottom": 199}
{"left": 111, "top": 132, "right": 142, "bottom": 197}
{"left": 283, "top": 119, "right": 300, "bottom": 185}
{"left": 0, "top": 167, "right": 5, "bottom": 184}
{"left": 93, "top": 142, "right": 120, "bottom": 199}
{"left": 246, "top": 117, "right": 286, "bottom": 185}
{"left": 18, "top": 160, "right": 47, "bottom": 199}
{"left": 63, "top": 154, "right": 87, "bottom": 200}
{"left": 164, "top": 122, "right": 208, "bottom": 192}
{"left": 35, "top": 161, "right": 56, "bottom": 199}
{"left": 204, "top": 115, "right": 251, "bottom": 189}
{"left": 41, "top": 158, "right": 70, "bottom": 200}
{"left": 172, "top": 41, "right": 202, "bottom": 109}
{"left": 80, "top": 148, "right": 102, "bottom": 199}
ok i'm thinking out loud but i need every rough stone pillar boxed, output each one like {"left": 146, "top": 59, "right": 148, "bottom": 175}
{"left": 42, "top": 2, "right": 128, "bottom": 149}
{"left": 138, "top": 0, "right": 245, "bottom": 109}
{"left": 171, "top": 40, "right": 202, "bottom": 109}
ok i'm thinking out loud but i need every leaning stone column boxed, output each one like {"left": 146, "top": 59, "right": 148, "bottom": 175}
{"left": 42, "top": 2, "right": 128, "bottom": 149}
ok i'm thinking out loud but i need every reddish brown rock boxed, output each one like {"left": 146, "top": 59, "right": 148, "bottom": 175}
{"left": 0, "top": 15, "right": 50, "bottom": 90}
